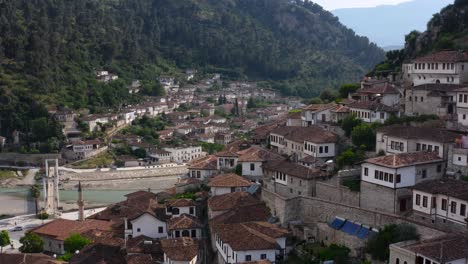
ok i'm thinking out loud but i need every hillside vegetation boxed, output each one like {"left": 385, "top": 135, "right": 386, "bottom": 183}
{"left": 0, "top": 0, "right": 384, "bottom": 138}
{"left": 373, "top": 0, "right": 468, "bottom": 73}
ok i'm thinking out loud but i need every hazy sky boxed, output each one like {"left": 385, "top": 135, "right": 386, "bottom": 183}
{"left": 313, "top": 0, "right": 412, "bottom": 10}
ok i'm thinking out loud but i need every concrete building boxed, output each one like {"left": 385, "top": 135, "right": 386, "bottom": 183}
{"left": 263, "top": 160, "right": 329, "bottom": 198}
{"left": 376, "top": 125, "right": 460, "bottom": 160}
{"left": 389, "top": 235, "right": 468, "bottom": 264}
{"left": 412, "top": 179, "right": 468, "bottom": 227}
{"left": 447, "top": 136, "right": 468, "bottom": 177}
{"left": 404, "top": 84, "right": 463, "bottom": 118}
{"left": 163, "top": 146, "right": 205, "bottom": 163}
{"left": 167, "top": 214, "right": 203, "bottom": 239}
{"left": 351, "top": 81, "right": 401, "bottom": 107}
{"left": 166, "top": 199, "right": 197, "bottom": 218}
{"left": 208, "top": 173, "right": 253, "bottom": 196}
{"left": 455, "top": 87, "right": 468, "bottom": 128}
{"left": 71, "top": 139, "right": 101, "bottom": 160}
{"left": 215, "top": 150, "right": 239, "bottom": 171}
{"left": 360, "top": 152, "right": 445, "bottom": 214}
{"left": 301, "top": 104, "right": 336, "bottom": 126}
{"left": 236, "top": 146, "right": 284, "bottom": 181}
{"left": 129, "top": 212, "right": 168, "bottom": 239}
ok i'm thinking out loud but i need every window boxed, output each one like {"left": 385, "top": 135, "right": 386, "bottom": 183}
{"left": 389, "top": 174, "right": 394, "bottom": 183}
{"left": 465, "top": 94, "right": 468, "bottom": 103}
{"left": 379, "top": 171, "right": 384, "bottom": 180}
{"left": 245, "top": 255, "right": 252, "bottom": 261}
{"left": 437, "top": 164, "right": 442, "bottom": 173}
{"left": 380, "top": 113, "right": 385, "bottom": 119}
{"left": 421, "top": 170, "right": 427, "bottom": 179}
{"left": 319, "top": 146, "right": 323, "bottom": 153}
{"left": 416, "top": 194, "right": 421, "bottom": 206}
{"left": 434, "top": 146, "right": 439, "bottom": 153}
{"left": 374, "top": 170, "right": 378, "bottom": 179}
{"left": 421, "top": 97, "right": 424, "bottom": 102}
{"left": 384, "top": 173, "right": 389, "bottom": 182}
{"left": 191, "top": 229, "right": 197, "bottom": 237}
{"left": 137, "top": 228, "right": 141, "bottom": 232}
{"left": 250, "top": 163, "right": 255, "bottom": 171}
{"left": 364, "top": 167, "right": 368, "bottom": 176}
{"left": 442, "top": 199, "right": 448, "bottom": 211}
{"left": 182, "top": 230, "right": 190, "bottom": 237}
{"left": 423, "top": 196, "right": 428, "bottom": 208}
{"left": 261, "top": 254, "right": 267, "bottom": 259}
{"left": 422, "top": 144, "right": 427, "bottom": 151}
{"left": 428, "top": 145, "right": 432, "bottom": 152}
{"left": 416, "top": 143, "right": 421, "bottom": 151}
{"left": 196, "top": 171, "right": 201, "bottom": 178}
{"left": 396, "top": 174, "right": 401, "bottom": 183}
{"left": 325, "top": 146, "right": 329, "bottom": 153}
{"left": 189, "top": 207, "right": 194, "bottom": 215}
{"left": 460, "top": 94, "right": 463, "bottom": 103}
{"left": 172, "top": 208, "right": 180, "bottom": 215}
{"left": 396, "top": 258, "right": 400, "bottom": 264}
{"left": 432, "top": 197, "right": 436, "bottom": 208}
{"left": 415, "top": 96, "right": 418, "bottom": 102}
{"left": 451, "top": 201, "right": 457, "bottom": 214}
{"left": 461, "top": 204, "right": 466, "bottom": 216}
{"left": 400, "top": 143, "right": 404, "bottom": 151}
{"left": 158, "top": 226, "right": 163, "bottom": 233}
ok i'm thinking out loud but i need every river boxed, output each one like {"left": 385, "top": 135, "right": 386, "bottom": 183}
{"left": 0, "top": 187, "right": 155, "bottom": 216}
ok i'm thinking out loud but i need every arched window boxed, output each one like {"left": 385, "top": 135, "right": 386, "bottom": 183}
{"left": 404, "top": 261, "right": 407, "bottom": 264}
{"left": 396, "top": 258, "right": 400, "bottom": 264}
{"left": 182, "top": 230, "right": 190, "bottom": 237}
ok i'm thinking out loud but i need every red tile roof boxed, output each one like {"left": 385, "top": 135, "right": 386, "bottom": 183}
{"left": 208, "top": 192, "right": 261, "bottom": 212}
{"left": 161, "top": 238, "right": 199, "bottom": 261}
{"left": 31, "top": 219, "right": 112, "bottom": 241}
{"left": 168, "top": 214, "right": 203, "bottom": 230}
{"left": 188, "top": 155, "right": 218, "bottom": 170}
{"left": 208, "top": 173, "right": 253, "bottom": 188}
{"left": 270, "top": 126, "right": 337, "bottom": 144}
{"left": 237, "top": 146, "right": 284, "bottom": 162}
{"left": 0, "top": 254, "right": 59, "bottom": 264}
{"left": 166, "top": 199, "right": 195, "bottom": 208}
{"left": 413, "top": 50, "right": 468, "bottom": 63}
{"left": 405, "top": 235, "right": 468, "bottom": 262}
{"left": 263, "top": 160, "right": 327, "bottom": 180}
{"left": 364, "top": 152, "right": 443, "bottom": 168}
{"left": 348, "top": 101, "right": 398, "bottom": 112}
{"left": 210, "top": 203, "right": 271, "bottom": 226}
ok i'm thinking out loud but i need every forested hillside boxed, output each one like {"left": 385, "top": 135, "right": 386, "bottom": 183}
{"left": 0, "top": 0, "right": 384, "bottom": 138}
{"left": 373, "top": 0, "right": 468, "bottom": 73}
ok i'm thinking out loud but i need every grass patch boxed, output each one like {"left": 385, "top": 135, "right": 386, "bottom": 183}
{"left": 70, "top": 152, "right": 115, "bottom": 169}
{"left": 342, "top": 179, "right": 361, "bottom": 192}
{"left": 0, "top": 170, "right": 17, "bottom": 179}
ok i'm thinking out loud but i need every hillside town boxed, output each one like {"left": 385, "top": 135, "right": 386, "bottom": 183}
{"left": 2, "top": 49, "right": 468, "bottom": 264}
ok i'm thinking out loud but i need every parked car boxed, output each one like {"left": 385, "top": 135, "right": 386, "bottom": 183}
{"left": 11, "top": 226, "right": 23, "bottom": 232}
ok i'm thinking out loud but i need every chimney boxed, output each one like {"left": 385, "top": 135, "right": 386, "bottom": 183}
{"left": 77, "top": 182, "right": 85, "bottom": 222}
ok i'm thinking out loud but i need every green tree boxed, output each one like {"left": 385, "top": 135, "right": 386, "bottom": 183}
{"left": 234, "top": 164, "right": 242, "bottom": 176}
{"left": 338, "top": 83, "right": 360, "bottom": 98}
{"left": 19, "top": 232, "right": 44, "bottom": 253}
{"left": 351, "top": 124, "right": 376, "bottom": 150}
{"left": 133, "top": 148, "right": 147, "bottom": 159}
{"left": 64, "top": 234, "right": 91, "bottom": 254}
{"left": 319, "top": 89, "right": 338, "bottom": 102}
{"left": 366, "top": 224, "right": 419, "bottom": 261}
{"left": 0, "top": 230, "right": 10, "bottom": 253}
{"left": 30, "top": 184, "right": 41, "bottom": 215}
{"left": 341, "top": 114, "right": 362, "bottom": 137}
{"left": 336, "top": 149, "right": 364, "bottom": 169}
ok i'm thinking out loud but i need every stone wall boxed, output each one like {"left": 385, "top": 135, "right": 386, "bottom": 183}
{"left": 315, "top": 181, "right": 360, "bottom": 207}
{"left": 0, "top": 152, "right": 61, "bottom": 165}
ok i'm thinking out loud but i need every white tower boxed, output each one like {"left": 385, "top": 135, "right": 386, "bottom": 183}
{"left": 43, "top": 159, "right": 60, "bottom": 216}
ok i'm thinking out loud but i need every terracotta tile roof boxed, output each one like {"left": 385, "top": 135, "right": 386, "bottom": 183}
{"left": 377, "top": 125, "right": 460, "bottom": 143}
{"left": 0, "top": 254, "right": 59, "bottom": 264}
{"left": 348, "top": 101, "right": 398, "bottom": 112}
{"left": 208, "top": 192, "right": 261, "bottom": 212}
{"left": 271, "top": 126, "right": 337, "bottom": 144}
{"left": 364, "top": 152, "right": 443, "bottom": 168}
{"left": 31, "top": 219, "right": 112, "bottom": 241}
{"left": 405, "top": 235, "right": 468, "bottom": 262}
{"left": 126, "top": 235, "right": 163, "bottom": 261}
{"left": 168, "top": 214, "right": 203, "bottom": 230}
{"left": 208, "top": 173, "right": 253, "bottom": 188}
{"left": 160, "top": 238, "right": 199, "bottom": 261}
{"left": 215, "top": 150, "right": 239, "bottom": 157}
{"left": 81, "top": 229, "right": 123, "bottom": 247}
{"left": 188, "top": 155, "right": 218, "bottom": 170}
{"left": 210, "top": 203, "right": 271, "bottom": 226}
{"left": 413, "top": 50, "right": 468, "bottom": 63}
{"left": 126, "top": 254, "right": 155, "bottom": 264}
{"left": 237, "top": 146, "right": 284, "bottom": 162}
{"left": 302, "top": 103, "right": 336, "bottom": 112}
{"left": 413, "top": 179, "right": 468, "bottom": 201}
{"left": 331, "top": 105, "right": 350, "bottom": 113}
{"left": 356, "top": 83, "right": 399, "bottom": 95}
{"left": 213, "top": 221, "right": 288, "bottom": 251}
{"left": 263, "top": 160, "right": 327, "bottom": 180}
{"left": 166, "top": 198, "right": 195, "bottom": 208}
{"left": 70, "top": 243, "right": 126, "bottom": 264}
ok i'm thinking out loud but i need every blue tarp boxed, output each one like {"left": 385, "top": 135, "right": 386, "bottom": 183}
{"left": 329, "top": 218, "right": 345, "bottom": 230}
{"left": 246, "top": 184, "right": 260, "bottom": 194}
{"left": 341, "top": 221, "right": 360, "bottom": 236}
{"left": 356, "top": 226, "right": 370, "bottom": 239}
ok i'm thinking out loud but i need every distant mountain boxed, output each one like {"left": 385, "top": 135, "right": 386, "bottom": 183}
{"left": 382, "top": 45, "right": 404, "bottom": 52}
{"left": 332, "top": 0, "right": 454, "bottom": 47}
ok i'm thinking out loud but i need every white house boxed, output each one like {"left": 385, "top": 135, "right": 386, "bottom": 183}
{"left": 301, "top": 104, "right": 336, "bottom": 126}
{"left": 166, "top": 199, "right": 197, "bottom": 217}
{"left": 455, "top": 87, "right": 468, "bottom": 128}
{"left": 375, "top": 125, "right": 460, "bottom": 160}
{"left": 71, "top": 139, "right": 102, "bottom": 160}
{"left": 405, "top": 50, "right": 468, "bottom": 86}
{"left": 236, "top": 146, "right": 284, "bottom": 181}
{"left": 389, "top": 235, "right": 468, "bottom": 264}
{"left": 360, "top": 152, "right": 445, "bottom": 214}
{"left": 213, "top": 221, "right": 288, "bottom": 264}
{"left": 167, "top": 214, "right": 203, "bottom": 239}
{"left": 412, "top": 179, "right": 468, "bottom": 227}
{"left": 208, "top": 173, "right": 253, "bottom": 196}
{"left": 161, "top": 237, "right": 200, "bottom": 264}
{"left": 215, "top": 150, "right": 239, "bottom": 171}
{"left": 163, "top": 146, "right": 205, "bottom": 163}
{"left": 129, "top": 212, "right": 168, "bottom": 239}
{"left": 188, "top": 155, "right": 219, "bottom": 180}
{"left": 351, "top": 81, "right": 401, "bottom": 107}
{"left": 348, "top": 101, "right": 399, "bottom": 123}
